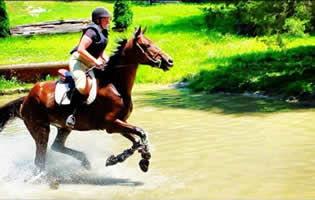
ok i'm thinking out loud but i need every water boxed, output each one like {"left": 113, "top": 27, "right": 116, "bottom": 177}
{"left": 1, "top": 85, "right": 315, "bottom": 199}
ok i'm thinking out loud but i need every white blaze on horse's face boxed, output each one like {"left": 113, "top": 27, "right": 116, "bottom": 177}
{"left": 134, "top": 27, "right": 173, "bottom": 71}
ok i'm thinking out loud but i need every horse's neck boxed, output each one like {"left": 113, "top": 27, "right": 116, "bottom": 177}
{"left": 111, "top": 60, "right": 138, "bottom": 98}
{"left": 106, "top": 40, "right": 140, "bottom": 99}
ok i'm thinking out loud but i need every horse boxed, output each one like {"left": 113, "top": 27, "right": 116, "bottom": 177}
{"left": 0, "top": 27, "right": 173, "bottom": 174}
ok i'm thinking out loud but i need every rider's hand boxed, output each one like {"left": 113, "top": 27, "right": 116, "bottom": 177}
{"left": 95, "top": 59, "right": 106, "bottom": 70}
{"left": 95, "top": 59, "right": 103, "bottom": 67}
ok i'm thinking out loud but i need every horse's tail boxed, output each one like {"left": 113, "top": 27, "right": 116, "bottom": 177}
{"left": 0, "top": 96, "right": 25, "bottom": 132}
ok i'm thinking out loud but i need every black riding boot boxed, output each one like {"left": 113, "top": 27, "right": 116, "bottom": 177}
{"left": 66, "top": 89, "right": 85, "bottom": 128}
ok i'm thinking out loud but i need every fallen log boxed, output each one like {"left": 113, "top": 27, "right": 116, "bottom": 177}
{"left": 10, "top": 19, "right": 90, "bottom": 36}
{"left": 0, "top": 61, "right": 68, "bottom": 70}
{"left": 0, "top": 61, "right": 69, "bottom": 83}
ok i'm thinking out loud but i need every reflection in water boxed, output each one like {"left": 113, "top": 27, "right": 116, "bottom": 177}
{"left": 1, "top": 85, "right": 315, "bottom": 199}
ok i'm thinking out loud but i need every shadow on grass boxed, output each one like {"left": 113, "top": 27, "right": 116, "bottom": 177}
{"left": 147, "top": 15, "right": 207, "bottom": 34}
{"left": 134, "top": 88, "right": 308, "bottom": 114}
{"left": 147, "top": 13, "right": 238, "bottom": 37}
{"left": 202, "top": 45, "right": 315, "bottom": 66}
{"left": 188, "top": 45, "right": 315, "bottom": 98}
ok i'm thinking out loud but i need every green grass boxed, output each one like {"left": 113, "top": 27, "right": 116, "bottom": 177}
{"left": 188, "top": 45, "right": 315, "bottom": 97}
{"left": 7, "top": 1, "right": 112, "bottom": 26}
{"left": 1, "top": 2, "right": 212, "bottom": 84}
{"left": 0, "top": 76, "right": 26, "bottom": 89}
{"left": 1, "top": 1, "right": 315, "bottom": 95}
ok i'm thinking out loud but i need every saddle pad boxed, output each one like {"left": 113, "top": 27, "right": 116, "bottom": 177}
{"left": 55, "top": 70, "right": 97, "bottom": 105}
{"left": 55, "top": 82, "right": 71, "bottom": 105}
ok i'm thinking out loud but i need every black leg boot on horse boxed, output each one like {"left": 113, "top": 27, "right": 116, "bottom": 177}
{"left": 66, "top": 89, "right": 86, "bottom": 128}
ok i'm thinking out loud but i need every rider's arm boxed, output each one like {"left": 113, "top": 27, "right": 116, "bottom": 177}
{"left": 77, "top": 35, "right": 103, "bottom": 67}
{"left": 100, "top": 50, "right": 109, "bottom": 63}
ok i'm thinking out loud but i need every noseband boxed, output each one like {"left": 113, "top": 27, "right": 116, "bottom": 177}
{"left": 135, "top": 42, "right": 162, "bottom": 68}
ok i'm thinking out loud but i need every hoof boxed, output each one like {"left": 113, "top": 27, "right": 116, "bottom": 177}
{"left": 32, "top": 167, "right": 42, "bottom": 177}
{"left": 139, "top": 159, "right": 149, "bottom": 172}
{"left": 141, "top": 152, "right": 151, "bottom": 160}
{"left": 82, "top": 159, "right": 91, "bottom": 170}
{"left": 106, "top": 155, "right": 117, "bottom": 167}
{"left": 28, "top": 170, "right": 48, "bottom": 184}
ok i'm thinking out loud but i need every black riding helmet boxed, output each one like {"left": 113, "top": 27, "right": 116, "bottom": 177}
{"left": 92, "top": 7, "right": 111, "bottom": 24}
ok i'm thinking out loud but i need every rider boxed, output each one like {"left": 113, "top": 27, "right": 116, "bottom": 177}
{"left": 66, "top": 7, "right": 111, "bottom": 128}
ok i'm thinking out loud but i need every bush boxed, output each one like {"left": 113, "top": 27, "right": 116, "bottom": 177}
{"left": 202, "top": 3, "right": 238, "bottom": 34}
{"left": 0, "top": 0, "right": 10, "bottom": 37}
{"left": 113, "top": 0, "right": 133, "bottom": 30}
{"left": 286, "top": 81, "right": 313, "bottom": 96}
{"left": 239, "top": 1, "right": 287, "bottom": 35}
{"left": 202, "top": 0, "right": 314, "bottom": 36}
{"left": 284, "top": 18, "right": 306, "bottom": 37}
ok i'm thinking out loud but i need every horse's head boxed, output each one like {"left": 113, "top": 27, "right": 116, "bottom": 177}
{"left": 133, "top": 27, "right": 173, "bottom": 71}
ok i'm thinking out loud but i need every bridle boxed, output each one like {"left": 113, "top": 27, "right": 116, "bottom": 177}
{"left": 135, "top": 40, "right": 162, "bottom": 68}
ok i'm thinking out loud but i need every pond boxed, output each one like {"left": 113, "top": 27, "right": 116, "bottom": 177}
{"left": 1, "top": 84, "right": 315, "bottom": 199}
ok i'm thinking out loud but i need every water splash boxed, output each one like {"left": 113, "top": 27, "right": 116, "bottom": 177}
{"left": 0, "top": 119, "right": 167, "bottom": 199}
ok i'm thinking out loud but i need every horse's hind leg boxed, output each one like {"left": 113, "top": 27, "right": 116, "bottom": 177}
{"left": 24, "top": 120, "right": 50, "bottom": 173}
{"left": 51, "top": 127, "right": 91, "bottom": 169}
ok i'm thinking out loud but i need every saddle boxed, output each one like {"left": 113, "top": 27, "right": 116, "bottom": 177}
{"left": 55, "top": 69, "right": 97, "bottom": 105}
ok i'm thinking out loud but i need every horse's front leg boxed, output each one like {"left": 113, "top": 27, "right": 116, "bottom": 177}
{"left": 106, "top": 119, "right": 151, "bottom": 172}
{"left": 105, "top": 133, "right": 140, "bottom": 166}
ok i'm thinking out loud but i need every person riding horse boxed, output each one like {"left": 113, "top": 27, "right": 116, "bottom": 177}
{"left": 0, "top": 25, "right": 173, "bottom": 174}
{"left": 66, "top": 7, "right": 111, "bottom": 128}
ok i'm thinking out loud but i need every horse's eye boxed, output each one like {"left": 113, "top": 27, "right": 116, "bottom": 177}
{"left": 141, "top": 44, "right": 148, "bottom": 50}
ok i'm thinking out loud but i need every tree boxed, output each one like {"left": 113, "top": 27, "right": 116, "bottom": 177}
{"left": 113, "top": 0, "right": 133, "bottom": 31}
{"left": 0, "top": 0, "right": 10, "bottom": 37}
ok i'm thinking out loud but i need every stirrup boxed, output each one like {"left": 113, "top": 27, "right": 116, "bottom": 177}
{"left": 66, "top": 114, "right": 75, "bottom": 128}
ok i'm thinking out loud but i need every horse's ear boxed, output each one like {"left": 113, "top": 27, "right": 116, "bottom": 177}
{"left": 142, "top": 26, "right": 147, "bottom": 34}
{"left": 134, "top": 26, "right": 142, "bottom": 38}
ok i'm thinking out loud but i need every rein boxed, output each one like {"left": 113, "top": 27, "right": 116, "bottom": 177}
{"left": 95, "top": 39, "right": 163, "bottom": 72}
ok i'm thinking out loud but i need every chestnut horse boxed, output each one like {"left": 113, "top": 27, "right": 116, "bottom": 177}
{"left": 0, "top": 27, "right": 173, "bottom": 173}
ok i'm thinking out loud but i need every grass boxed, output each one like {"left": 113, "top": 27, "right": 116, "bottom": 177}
{"left": 0, "top": 76, "right": 30, "bottom": 89}
{"left": 2, "top": 2, "right": 211, "bottom": 84}
{"left": 188, "top": 45, "right": 315, "bottom": 96}
{"left": 1, "top": 1, "right": 315, "bottom": 95}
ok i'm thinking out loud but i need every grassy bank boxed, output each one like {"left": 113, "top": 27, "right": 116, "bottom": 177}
{"left": 1, "top": 1, "right": 314, "bottom": 97}
{"left": 189, "top": 45, "right": 315, "bottom": 97}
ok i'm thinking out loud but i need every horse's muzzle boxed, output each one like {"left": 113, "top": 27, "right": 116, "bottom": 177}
{"left": 160, "top": 57, "right": 173, "bottom": 71}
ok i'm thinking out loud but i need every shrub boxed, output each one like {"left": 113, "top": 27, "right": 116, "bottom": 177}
{"left": 284, "top": 18, "right": 306, "bottom": 37}
{"left": 202, "top": 0, "right": 314, "bottom": 36}
{"left": 202, "top": 3, "right": 238, "bottom": 34}
{"left": 286, "top": 81, "right": 313, "bottom": 96}
{"left": 113, "top": 0, "right": 133, "bottom": 30}
{"left": 0, "top": 0, "right": 10, "bottom": 37}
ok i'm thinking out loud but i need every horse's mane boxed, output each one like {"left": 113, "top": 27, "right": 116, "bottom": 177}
{"left": 94, "top": 38, "right": 128, "bottom": 84}
{"left": 106, "top": 38, "right": 128, "bottom": 69}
